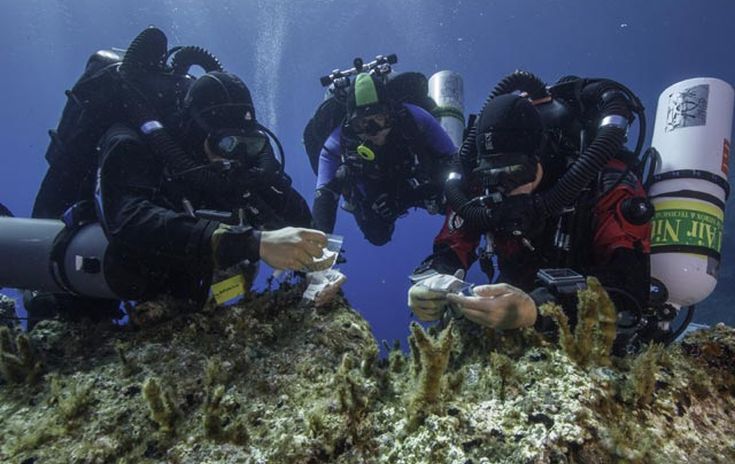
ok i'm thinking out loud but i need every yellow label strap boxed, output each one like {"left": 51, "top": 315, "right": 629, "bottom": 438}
{"left": 211, "top": 274, "right": 246, "bottom": 305}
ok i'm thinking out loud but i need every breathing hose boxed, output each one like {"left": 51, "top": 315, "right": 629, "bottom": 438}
{"left": 118, "top": 27, "right": 168, "bottom": 77}
{"left": 168, "top": 46, "right": 223, "bottom": 75}
{"left": 445, "top": 70, "right": 548, "bottom": 229}
{"left": 257, "top": 123, "right": 287, "bottom": 171}
{"left": 118, "top": 27, "right": 229, "bottom": 190}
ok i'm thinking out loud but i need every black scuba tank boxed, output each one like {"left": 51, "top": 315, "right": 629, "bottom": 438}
{"left": 32, "top": 49, "right": 125, "bottom": 219}
{"left": 32, "top": 47, "right": 194, "bottom": 220}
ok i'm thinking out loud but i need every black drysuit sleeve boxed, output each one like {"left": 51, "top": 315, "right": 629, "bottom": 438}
{"left": 312, "top": 180, "right": 340, "bottom": 234}
{"left": 96, "top": 126, "right": 220, "bottom": 265}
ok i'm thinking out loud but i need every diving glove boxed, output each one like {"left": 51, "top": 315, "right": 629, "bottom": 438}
{"left": 407, "top": 270, "right": 469, "bottom": 321}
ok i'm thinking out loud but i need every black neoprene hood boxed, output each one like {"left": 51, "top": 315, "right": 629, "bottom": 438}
{"left": 475, "top": 93, "right": 544, "bottom": 157}
{"left": 184, "top": 71, "right": 256, "bottom": 131}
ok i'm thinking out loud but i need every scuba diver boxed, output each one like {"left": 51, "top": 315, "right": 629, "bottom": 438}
{"left": 311, "top": 67, "right": 458, "bottom": 246}
{"left": 7, "top": 27, "right": 327, "bottom": 327}
{"left": 408, "top": 71, "right": 666, "bottom": 353}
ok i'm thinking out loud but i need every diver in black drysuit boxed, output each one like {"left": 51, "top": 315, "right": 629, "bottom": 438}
{"left": 95, "top": 72, "right": 314, "bottom": 306}
{"left": 24, "top": 29, "right": 324, "bottom": 326}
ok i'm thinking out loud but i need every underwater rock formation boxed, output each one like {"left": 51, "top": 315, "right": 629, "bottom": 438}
{"left": 0, "top": 293, "right": 17, "bottom": 329}
{"left": 1, "top": 281, "right": 735, "bottom": 463}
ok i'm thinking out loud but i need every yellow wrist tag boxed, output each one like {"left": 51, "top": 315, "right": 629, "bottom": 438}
{"left": 211, "top": 274, "right": 246, "bottom": 305}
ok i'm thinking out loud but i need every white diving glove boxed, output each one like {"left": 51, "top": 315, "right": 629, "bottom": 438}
{"left": 407, "top": 270, "right": 468, "bottom": 321}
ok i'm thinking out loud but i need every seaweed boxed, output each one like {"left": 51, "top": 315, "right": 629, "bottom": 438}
{"left": 49, "top": 375, "right": 95, "bottom": 424}
{"left": 489, "top": 351, "right": 515, "bottom": 401}
{"left": 202, "top": 385, "right": 249, "bottom": 445}
{"left": 3, "top": 286, "right": 735, "bottom": 463}
{"left": 142, "top": 377, "right": 179, "bottom": 434}
{"left": 623, "top": 343, "right": 664, "bottom": 407}
{"left": 115, "top": 341, "right": 140, "bottom": 377}
{"left": 406, "top": 321, "right": 455, "bottom": 430}
{"left": 0, "top": 326, "right": 42, "bottom": 384}
{"left": 335, "top": 353, "right": 370, "bottom": 442}
{"left": 542, "top": 277, "right": 617, "bottom": 368}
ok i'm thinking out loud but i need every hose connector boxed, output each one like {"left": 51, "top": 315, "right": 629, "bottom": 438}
{"left": 599, "top": 115, "right": 629, "bottom": 130}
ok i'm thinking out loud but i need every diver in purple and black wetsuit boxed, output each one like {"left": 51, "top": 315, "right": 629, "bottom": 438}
{"left": 312, "top": 73, "right": 457, "bottom": 246}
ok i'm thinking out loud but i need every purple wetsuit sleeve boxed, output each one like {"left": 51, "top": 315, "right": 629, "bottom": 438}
{"left": 404, "top": 103, "right": 457, "bottom": 157}
{"left": 316, "top": 126, "right": 343, "bottom": 190}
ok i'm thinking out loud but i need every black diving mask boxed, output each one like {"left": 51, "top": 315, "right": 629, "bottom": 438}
{"left": 206, "top": 129, "right": 269, "bottom": 161}
{"left": 474, "top": 151, "right": 539, "bottom": 194}
{"left": 352, "top": 113, "right": 391, "bottom": 136}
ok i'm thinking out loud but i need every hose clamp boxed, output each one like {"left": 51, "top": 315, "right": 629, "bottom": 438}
{"left": 599, "top": 115, "right": 628, "bottom": 130}
{"left": 447, "top": 172, "right": 463, "bottom": 182}
{"left": 140, "top": 120, "right": 164, "bottom": 134}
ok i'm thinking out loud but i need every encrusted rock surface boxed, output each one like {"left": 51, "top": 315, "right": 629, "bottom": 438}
{"left": 0, "top": 293, "right": 17, "bottom": 329}
{"left": 1, "top": 282, "right": 734, "bottom": 463}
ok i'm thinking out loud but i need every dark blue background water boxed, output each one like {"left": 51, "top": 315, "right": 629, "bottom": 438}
{"left": 1, "top": 0, "right": 733, "bottom": 346}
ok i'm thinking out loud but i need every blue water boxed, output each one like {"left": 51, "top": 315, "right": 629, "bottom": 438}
{"left": 1, "top": 0, "right": 734, "bottom": 347}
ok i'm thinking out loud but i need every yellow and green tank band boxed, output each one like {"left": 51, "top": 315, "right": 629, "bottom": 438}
{"left": 651, "top": 199, "right": 724, "bottom": 257}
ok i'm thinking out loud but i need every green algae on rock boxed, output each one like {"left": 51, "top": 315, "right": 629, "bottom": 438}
{"left": 0, "top": 293, "right": 18, "bottom": 330}
{"left": 0, "top": 326, "right": 43, "bottom": 384}
{"left": 1, "top": 282, "right": 735, "bottom": 463}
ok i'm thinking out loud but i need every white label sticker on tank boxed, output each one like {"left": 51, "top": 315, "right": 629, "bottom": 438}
{"left": 666, "top": 84, "right": 709, "bottom": 132}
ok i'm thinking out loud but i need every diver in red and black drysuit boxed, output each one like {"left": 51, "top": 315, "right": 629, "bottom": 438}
{"left": 409, "top": 72, "right": 657, "bottom": 351}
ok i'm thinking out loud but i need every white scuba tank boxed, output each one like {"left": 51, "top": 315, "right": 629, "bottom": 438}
{"left": 428, "top": 71, "right": 465, "bottom": 148}
{"left": 649, "top": 77, "right": 734, "bottom": 307}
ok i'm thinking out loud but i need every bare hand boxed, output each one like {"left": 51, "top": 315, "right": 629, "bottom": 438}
{"left": 259, "top": 227, "right": 327, "bottom": 271}
{"left": 446, "top": 283, "right": 537, "bottom": 329}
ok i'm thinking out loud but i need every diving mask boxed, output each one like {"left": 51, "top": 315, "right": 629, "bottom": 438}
{"left": 352, "top": 113, "right": 391, "bottom": 136}
{"left": 206, "top": 129, "right": 269, "bottom": 161}
{"left": 474, "top": 151, "right": 539, "bottom": 194}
